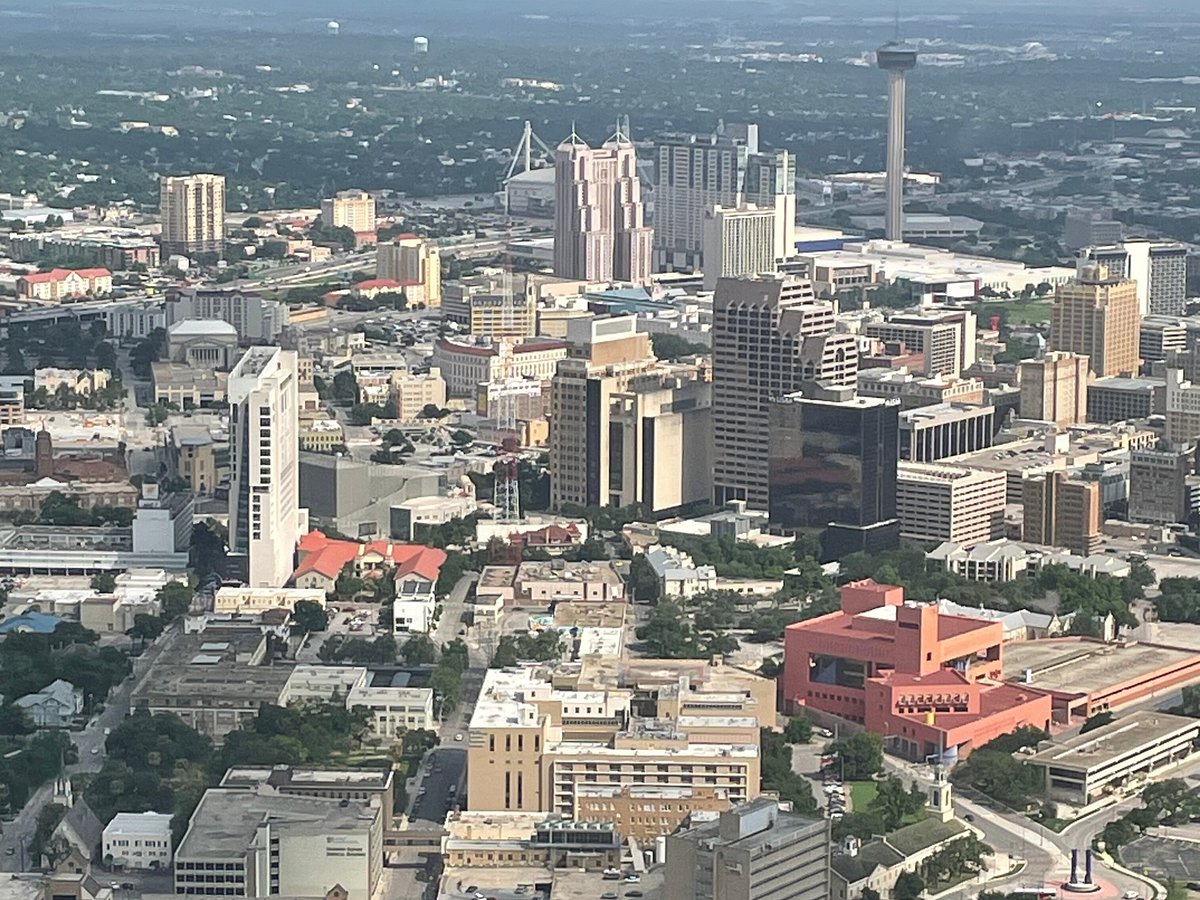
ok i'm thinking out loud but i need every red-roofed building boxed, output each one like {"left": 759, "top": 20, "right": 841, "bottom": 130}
{"left": 506, "top": 523, "right": 583, "bottom": 552}
{"left": 292, "top": 531, "right": 447, "bottom": 597}
{"left": 349, "top": 278, "right": 426, "bottom": 305}
{"left": 783, "top": 579, "right": 1052, "bottom": 763}
{"left": 18, "top": 268, "right": 112, "bottom": 301}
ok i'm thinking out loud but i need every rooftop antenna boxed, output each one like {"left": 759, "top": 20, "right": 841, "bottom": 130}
{"left": 894, "top": 0, "right": 901, "bottom": 40}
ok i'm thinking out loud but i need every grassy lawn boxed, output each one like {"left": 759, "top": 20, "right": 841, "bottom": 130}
{"left": 1029, "top": 812, "right": 1070, "bottom": 832}
{"left": 971, "top": 297, "right": 1054, "bottom": 326}
{"left": 849, "top": 780, "right": 877, "bottom": 811}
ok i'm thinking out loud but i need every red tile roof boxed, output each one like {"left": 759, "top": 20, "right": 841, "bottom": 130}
{"left": 20, "top": 267, "right": 111, "bottom": 284}
{"left": 292, "top": 531, "right": 447, "bottom": 584}
{"left": 353, "top": 279, "right": 402, "bottom": 291}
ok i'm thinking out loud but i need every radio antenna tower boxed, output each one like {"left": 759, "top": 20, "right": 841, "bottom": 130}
{"left": 491, "top": 190, "right": 522, "bottom": 524}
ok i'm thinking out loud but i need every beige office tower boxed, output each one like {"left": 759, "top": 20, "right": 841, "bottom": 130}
{"left": 701, "top": 205, "right": 781, "bottom": 291}
{"left": 553, "top": 132, "right": 652, "bottom": 284}
{"left": 1049, "top": 264, "right": 1140, "bottom": 377}
{"left": 376, "top": 235, "right": 442, "bottom": 307}
{"left": 160, "top": 174, "right": 226, "bottom": 256}
{"left": 1022, "top": 471, "right": 1101, "bottom": 556}
{"left": 320, "top": 189, "right": 376, "bottom": 235}
{"left": 896, "top": 463, "right": 1007, "bottom": 545}
{"left": 550, "top": 316, "right": 712, "bottom": 514}
{"left": 229, "top": 347, "right": 305, "bottom": 588}
{"left": 1019, "top": 351, "right": 1090, "bottom": 426}
{"left": 712, "top": 274, "right": 858, "bottom": 508}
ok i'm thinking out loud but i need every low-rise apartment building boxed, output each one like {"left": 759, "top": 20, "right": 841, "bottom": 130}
{"left": 18, "top": 267, "right": 112, "bottom": 301}
{"left": 514, "top": 560, "right": 625, "bottom": 604}
{"left": 213, "top": 586, "right": 327, "bottom": 616}
{"left": 102, "top": 812, "right": 173, "bottom": 871}
{"left": 347, "top": 682, "right": 435, "bottom": 738}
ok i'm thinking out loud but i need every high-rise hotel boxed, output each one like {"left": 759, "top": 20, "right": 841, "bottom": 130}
{"left": 160, "top": 173, "right": 226, "bottom": 257}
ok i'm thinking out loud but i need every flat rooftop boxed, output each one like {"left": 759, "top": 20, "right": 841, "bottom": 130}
{"left": 1003, "top": 639, "right": 1200, "bottom": 698}
{"left": 176, "top": 788, "right": 378, "bottom": 861}
{"left": 1024, "top": 712, "right": 1200, "bottom": 770}
{"left": 517, "top": 560, "right": 622, "bottom": 584}
{"left": 220, "top": 765, "right": 392, "bottom": 791}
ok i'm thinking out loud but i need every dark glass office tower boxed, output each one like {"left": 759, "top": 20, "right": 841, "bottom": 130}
{"left": 768, "top": 387, "right": 901, "bottom": 561}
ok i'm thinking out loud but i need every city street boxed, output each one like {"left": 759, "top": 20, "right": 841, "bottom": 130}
{"left": 883, "top": 756, "right": 1169, "bottom": 900}
{"left": 0, "top": 630, "right": 173, "bottom": 872}
{"left": 403, "top": 573, "right": 480, "bottom": 826}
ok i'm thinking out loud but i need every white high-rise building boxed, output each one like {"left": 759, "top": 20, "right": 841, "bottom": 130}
{"left": 229, "top": 347, "right": 306, "bottom": 588}
{"left": 654, "top": 124, "right": 796, "bottom": 273}
{"left": 553, "top": 131, "right": 652, "bottom": 284}
{"left": 702, "top": 205, "right": 782, "bottom": 291}
{"left": 1078, "top": 240, "right": 1190, "bottom": 317}
{"left": 160, "top": 174, "right": 226, "bottom": 257}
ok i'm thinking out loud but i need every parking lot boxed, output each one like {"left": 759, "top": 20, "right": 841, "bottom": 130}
{"left": 1120, "top": 836, "right": 1200, "bottom": 886}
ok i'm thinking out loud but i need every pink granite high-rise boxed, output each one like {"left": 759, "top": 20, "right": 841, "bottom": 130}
{"left": 553, "top": 130, "right": 652, "bottom": 284}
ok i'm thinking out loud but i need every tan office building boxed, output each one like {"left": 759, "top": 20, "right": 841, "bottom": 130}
{"left": 1020, "top": 351, "right": 1090, "bottom": 426}
{"left": 1022, "top": 471, "right": 1102, "bottom": 555}
{"left": 377, "top": 234, "right": 442, "bottom": 307}
{"left": 320, "top": 189, "right": 376, "bottom": 235}
{"left": 896, "top": 463, "right": 1007, "bottom": 545}
{"left": 160, "top": 174, "right": 226, "bottom": 256}
{"left": 713, "top": 275, "right": 856, "bottom": 508}
{"left": 390, "top": 368, "right": 448, "bottom": 422}
{"left": 1049, "top": 265, "right": 1140, "bottom": 377}
{"left": 466, "top": 661, "right": 766, "bottom": 837}
{"left": 550, "top": 316, "right": 712, "bottom": 514}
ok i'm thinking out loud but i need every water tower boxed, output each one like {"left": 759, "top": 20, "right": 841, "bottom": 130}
{"left": 326, "top": 20, "right": 340, "bottom": 36}
{"left": 413, "top": 35, "right": 429, "bottom": 54}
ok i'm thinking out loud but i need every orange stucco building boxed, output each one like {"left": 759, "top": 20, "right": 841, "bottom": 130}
{"left": 783, "top": 579, "right": 1052, "bottom": 763}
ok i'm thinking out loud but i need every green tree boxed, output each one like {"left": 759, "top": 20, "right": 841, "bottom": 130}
{"left": 331, "top": 370, "right": 358, "bottom": 404}
{"left": 784, "top": 715, "right": 813, "bottom": 745}
{"left": 635, "top": 602, "right": 706, "bottom": 659}
{"left": 29, "top": 802, "right": 67, "bottom": 868}
{"left": 828, "top": 732, "right": 883, "bottom": 780}
{"left": 157, "top": 581, "right": 193, "bottom": 619}
{"left": 952, "top": 747, "right": 1044, "bottom": 808}
{"left": 1079, "top": 711, "right": 1114, "bottom": 734}
{"left": 894, "top": 871, "right": 926, "bottom": 900}
{"left": 869, "top": 776, "right": 926, "bottom": 831}
{"left": 127, "top": 614, "right": 165, "bottom": 642}
{"left": 291, "top": 600, "right": 329, "bottom": 634}
{"left": 429, "top": 663, "right": 462, "bottom": 716}
{"left": 760, "top": 729, "right": 818, "bottom": 814}
{"left": 400, "top": 634, "right": 437, "bottom": 666}
{"left": 90, "top": 572, "right": 117, "bottom": 593}
{"left": 0, "top": 704, "right": 33, "bottom": 737}
{"left": 649, "top": 332, "right": 710, "bottom": 361}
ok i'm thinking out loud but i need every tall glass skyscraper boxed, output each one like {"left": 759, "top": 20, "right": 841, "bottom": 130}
{"left": 768, "top": 386, "right": 900, "bottom": 561}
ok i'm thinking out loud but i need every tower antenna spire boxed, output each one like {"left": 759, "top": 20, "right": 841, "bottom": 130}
{"left": 894, "top": 0, "right": 901, "bottom": 40}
